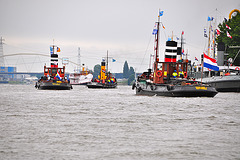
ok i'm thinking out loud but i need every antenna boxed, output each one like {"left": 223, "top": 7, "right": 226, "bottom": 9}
{"left": 77, "top": 47, "right": 81, "bottom": 73}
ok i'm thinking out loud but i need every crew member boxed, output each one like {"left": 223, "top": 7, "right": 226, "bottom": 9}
{"left": 178, "top": 69, "right": 184, "bottom": 78}
{"left": 172, "top": 70, "right": 177, "bottom": 78}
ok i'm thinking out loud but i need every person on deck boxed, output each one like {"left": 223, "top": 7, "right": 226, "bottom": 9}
{"left": 172, "top": 70, "right": 177, "bottom": 78}
{"left": 178, "top": 69, "right": 184, "bottom": 78}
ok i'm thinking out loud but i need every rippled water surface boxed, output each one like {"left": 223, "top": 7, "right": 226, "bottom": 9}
{"left": 0, "top": 84, "right": 240, "bottom": 159}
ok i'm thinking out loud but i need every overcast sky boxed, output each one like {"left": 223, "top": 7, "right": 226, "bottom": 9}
{"left": 0, "top": 0, "right": 239, "bottom": 73}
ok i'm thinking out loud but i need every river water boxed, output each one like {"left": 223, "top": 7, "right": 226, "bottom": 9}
{"left": 0, "top": 84, "right": 239, "bottom": 160}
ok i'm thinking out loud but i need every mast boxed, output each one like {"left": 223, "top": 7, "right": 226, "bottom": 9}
{"left": 180, "top": 32, "right": 183, "bottom": 60}
{"left": 106, "top": 50, "right": 108, "bottom": 75}
{"left": 77, "top": 47, "right": 81, "bottom": 73}
{"left": 207, "top": 21, "right": 211, "bottom": 57}
{"left": 153, "top": 10, "right": 161, "bottom": 82}
{"left": 155, "top": 12, "right": 160, "bottom": 65}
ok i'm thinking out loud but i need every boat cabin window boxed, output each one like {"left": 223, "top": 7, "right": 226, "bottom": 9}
{"left": 158, "top": 63, "right": 163, "bottom": 70}
{"left": 60, "top": 69, "right": 64, "bottom": 73}
{"left": 52, "top": 68, "right": 57, "bottom": 75}
{"left": 183, "top": 64, "right": 187, "bottom": 72}
{"left": 178, "top": 64, "right": 182, "bottom": 70}
{"left": 164, "top": 63, "right": 168, "bottom": 71}
{"left": 45, "top": 69, "right": 48, "bottom": 73}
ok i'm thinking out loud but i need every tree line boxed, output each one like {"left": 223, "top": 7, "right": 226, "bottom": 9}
{"left": 216, "top": 12, "right": 240, "bottom": 65}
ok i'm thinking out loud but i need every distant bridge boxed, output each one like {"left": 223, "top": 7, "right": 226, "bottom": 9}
{"left": 0, "top": 72, "right": 71, "bottom": 78}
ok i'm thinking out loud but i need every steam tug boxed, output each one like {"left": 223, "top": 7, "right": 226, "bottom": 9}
{"left": 35, "top": 45, "right": 72, "bottom": 90}
{"left": 132, "top": 11, "right": 218, "bottom": 97}
{"left": 87, "top": 51, "right": 117, "bottom": 88}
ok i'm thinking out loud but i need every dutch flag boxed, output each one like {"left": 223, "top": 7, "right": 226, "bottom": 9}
{"left": 56, "top": 71, "right": 62, "bottom": 80}
{"left": 203, "top": 53, "right": 219, "bottom": 71}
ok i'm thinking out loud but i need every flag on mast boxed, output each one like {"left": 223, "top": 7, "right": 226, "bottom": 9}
{"left": 227, "top": 31, "right": 232, "bottom": 38}
{"left": 208, "top": 16, "right": 214, "bottom": 21}
{"left": 50, "top": 47, "right": 53, "bottom": 54}
{"left": 203, "top": 53, "right": 219, "bottom": 71}
{"left": 57, "top": 47, "right": 61, "bottom": 52}
{"left": 216, "top": 29, "right": 220, "bottom": 35}
{"left": 159, "top": 11, "right": 163, "bottom": 17}
{"left": 226, "top": 24, "right": 231, "bottom": 30}
{"left": 152, "top": 29, "right": 158, "bottom": 35}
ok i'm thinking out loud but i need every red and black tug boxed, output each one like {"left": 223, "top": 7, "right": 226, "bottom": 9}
{"left": 35, "top": 45, "right": 72, "bottom": 90}
{"left": 132, "top": 11, "right": 217, "bottom": 97}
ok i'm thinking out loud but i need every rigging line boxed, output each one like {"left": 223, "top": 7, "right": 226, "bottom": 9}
{"left": 138, "top": 35, "right": 152, "bottom": 72}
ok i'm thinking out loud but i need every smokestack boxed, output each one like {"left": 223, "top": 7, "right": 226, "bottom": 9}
{"left": 165, "top": 41, "right": 177, "bottom": 62}
{"left": 217, "top": 42, "right": 225, "bottom": 66}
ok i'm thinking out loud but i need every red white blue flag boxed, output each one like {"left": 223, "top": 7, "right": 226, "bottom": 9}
{"left": 56, "top": 71, "right": 62, "bottom": 80}
{"left": 203, "top": 53, "right": 219, "bottom": 71}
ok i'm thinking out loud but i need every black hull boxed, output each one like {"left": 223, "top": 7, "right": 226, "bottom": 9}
{"left": 135, "top": 84, "right": 218, "bottom": 97}
{"left": 87, "top": 82, "right": 117, "bottom": 89}
{"left": 36, "top": 82, "right": 72, "bottom": 90}
{"left": 208, "top": 80, "right": 240, "bottom": 92}
{"left": 71, "top": 82, "right": 88, "bottom": 85}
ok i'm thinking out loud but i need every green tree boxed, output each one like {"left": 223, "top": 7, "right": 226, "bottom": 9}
{"left": 123, "top": 61, "right": 129, "bottom": 78}
{"left": 128, "top": 74, "right": 135, "bottom": 85}
{"left": 216, "top": 12, "right": 240, "bottom": 65}
{"left": 129, "top": 67, "right": 135, "bottom": 76}
{"left": 93, "top": 64, "right": 101, "bottom": 79}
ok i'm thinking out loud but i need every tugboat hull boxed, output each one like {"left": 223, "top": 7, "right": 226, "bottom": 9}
{"left": 87, "top": 82, "right": 117, "bottom": 89}
{"left": 36, "top": 81, "right": 72, "bottom": 90}
{"left": 135, "top": 84, "right": 218, "bottom": 97}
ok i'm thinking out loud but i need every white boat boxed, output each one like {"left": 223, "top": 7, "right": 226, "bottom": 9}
{"left": 69, "top": 69, "right": 93, "bottom": 85}
{"left": 69, "top": 47, "right": 93, "bottom": 85}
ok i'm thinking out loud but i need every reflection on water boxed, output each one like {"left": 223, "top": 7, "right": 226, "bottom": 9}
{"left": 0, "top": 84, "right": 239, "bottom": 159}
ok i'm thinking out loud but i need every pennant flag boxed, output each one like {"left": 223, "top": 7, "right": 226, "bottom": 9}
{"left": 57, "top": 47, "right": 61, "bottom": 52}
{"left": 112, "top": 59, "right": 116, "bottom": 62}
{"left": 226, "top": 24, "right": 231, "bottom": 30}
{"left": 182, "top": 31, "right": 184, "bottom": 35}
{"left": 208, "top": 16, "right": 214, "bottom": 21}
{"left": 56, "top": 71, "right": 62, "bottom": 80}
{"left": 204, "top": 28, "right": 208, "bottom": 38}
{"left": 154, "top": 23, "right": 157, "bottom": 28}
{"left": 224, "top": 18, "right": 228, "bottom": 23}
{"left": 50, "top": 47, "right": 53, "bottom": 54}
{"left": 195, "top": 57, "right": 199, "bottom": 61}
{"left": 227, "top": 31, "right": 232, "bottom": 38}
{"left": 216, "top": 29, "right": 220, "bottom": 35}
{"left": 162, "top": 25, "right": 165, "bottom": 29}
{"left": 182, "top": 49, "right": 185, "bottom": 55}
{"left": 167, "top": 37, "right": 172, "bottom": 41}
{"left": 176, "top": 37, "right": 179, "bottom": 40}
{"left": 159, "top": 11, "right": 163, "bottom": 17}
{"left": 203, "top": 53, "right": 219, "bottom": 71}
{"left": 152, "top": 29, "right": 158, "bottom": 35}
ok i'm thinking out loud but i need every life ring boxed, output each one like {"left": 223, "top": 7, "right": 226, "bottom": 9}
{"left": 156, "top": 70, "right": 163, "bottom": 78}
{"left": 235, "top": 67, "right": 240, "bottom": 70}
{"left": 183, "top": 72, "right": 187, "bottom": 78}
